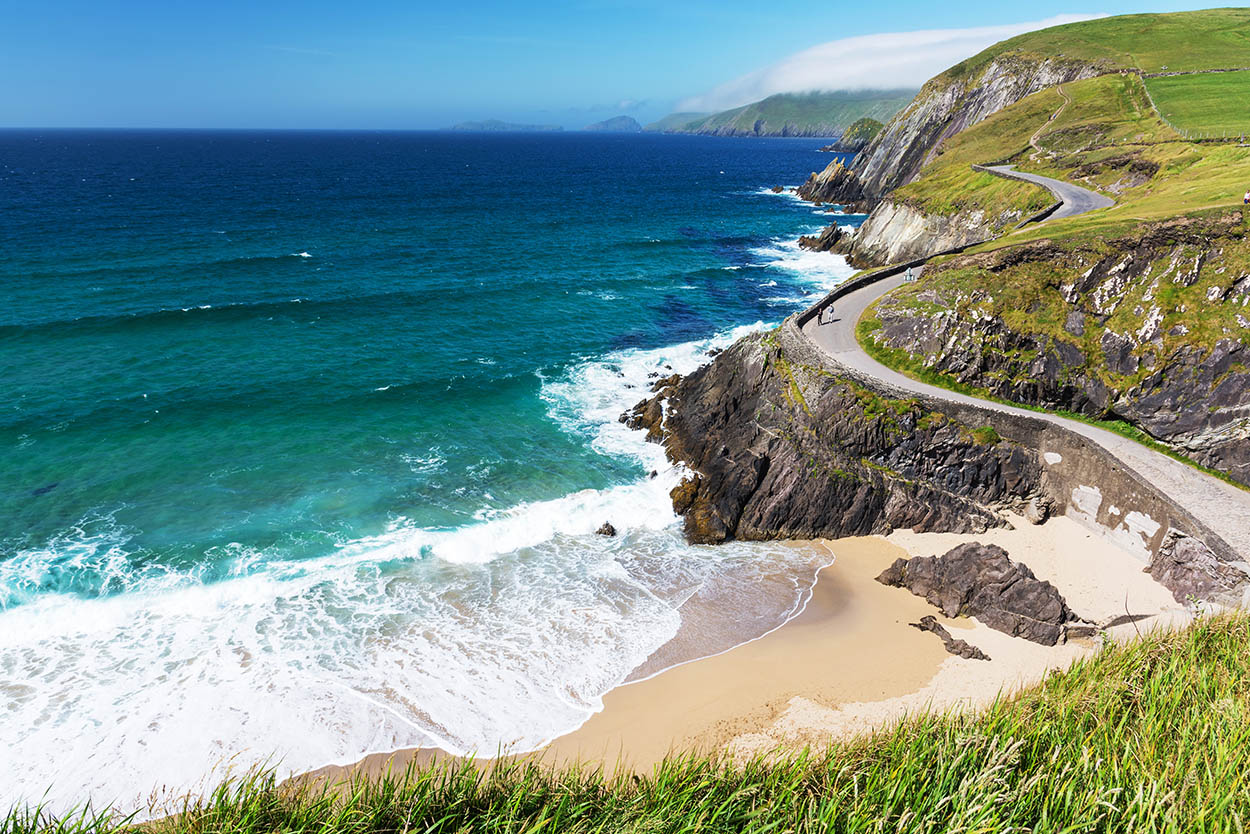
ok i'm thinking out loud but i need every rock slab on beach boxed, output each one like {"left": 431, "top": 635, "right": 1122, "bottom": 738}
{"left": 911, "top": 615, "right": 990, "bottom": 660}
{"left": 877, "top": 542, "right": 1075, "bottom": 645}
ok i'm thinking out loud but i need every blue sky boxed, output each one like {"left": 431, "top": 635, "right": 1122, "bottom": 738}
{"left": 0, "top": 0, "right": 1226, "bottom": 128}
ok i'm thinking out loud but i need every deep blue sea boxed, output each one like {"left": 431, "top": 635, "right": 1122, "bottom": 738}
{"left": 0, "top": 130, "right": 862, "bottom": 808}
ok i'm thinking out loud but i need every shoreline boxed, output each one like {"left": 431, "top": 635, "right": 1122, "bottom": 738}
{"left": 301, "top": 512, "right": 1188, "bottom": 785}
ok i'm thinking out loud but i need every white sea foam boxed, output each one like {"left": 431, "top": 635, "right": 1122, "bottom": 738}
{"left": 752, "top": 186, "right": 804, "bottom": 202}
{"left": 0, "top": 320, "right": 830, "bottom": 819}
{"left": 751, "top": 235, "right": 857, "bottom": 291}
{"left": 291, "top": 251, "right": 312, "bottom": 258}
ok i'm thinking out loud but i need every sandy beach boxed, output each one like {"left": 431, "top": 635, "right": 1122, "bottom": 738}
{"left": 305, "top": 512, "right": 1188, "bottom": 785}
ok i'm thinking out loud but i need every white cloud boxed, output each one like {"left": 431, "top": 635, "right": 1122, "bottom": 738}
{"left": 678, "top": 14, "right": 1106, "bottom": 113}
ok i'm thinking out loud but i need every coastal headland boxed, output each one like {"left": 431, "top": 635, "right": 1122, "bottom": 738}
{"left": 13, "top": 8, "right": 1250, "bottom": 831}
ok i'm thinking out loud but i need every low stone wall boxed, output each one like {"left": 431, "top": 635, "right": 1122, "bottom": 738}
{"left": 780, "top": 317, "right": 1250, "bottom": 604}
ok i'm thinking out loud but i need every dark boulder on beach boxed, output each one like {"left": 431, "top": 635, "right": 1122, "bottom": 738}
{"left": 878, "top": 542, "right": 1076, "bottom": 646}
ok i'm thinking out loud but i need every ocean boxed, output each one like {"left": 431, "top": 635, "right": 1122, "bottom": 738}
{"left": 0, "top": 130, "right": 863, "bottom": 810}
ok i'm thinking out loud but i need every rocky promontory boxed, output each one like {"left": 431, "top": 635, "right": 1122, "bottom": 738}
{"left": 622, "top": 331, "right": 1043, "bottom": 544}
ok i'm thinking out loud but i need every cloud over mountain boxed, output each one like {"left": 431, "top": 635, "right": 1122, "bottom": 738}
{"left": 678, "top": 14, "right": 1105, "bottom": 112}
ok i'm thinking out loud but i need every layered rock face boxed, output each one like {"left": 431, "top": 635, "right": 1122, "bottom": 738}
{"left": 834, "top": 200, "right": 1011, "bottom": 267}
{"left": 877, "top": 542, "right": 1078, "bottom": 645}
{"left": 796, "top": 159, "right": 865, "bottom": 206}
{"left": 847, "top": 55, "right": 1106, "bottom": 199}
{"left": 622, "top": 333, "right": 1042, "bottom": 544}
{"left": 867, "top": 214, "right": 1250, "bottom": 485}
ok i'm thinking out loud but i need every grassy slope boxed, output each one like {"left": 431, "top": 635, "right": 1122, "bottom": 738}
{"left": 17, "top": 615, "right": 1250, "bottom": 833}
{"left": 888, "top": 88, "right": 1061, "bottom": 224}
{"left": 941, "top": 7, "right": 1250, "bottom": 80}
{"left": 671, "top": 90, "right": 914, "bottom": 136}
{"left": 858, "top": 65, "right": 1250, "bottom": 481}
{"left": 998, "top": 72, "right": 1249, "bottom": 238}
{"left": 1146, "top": 70, "right": 1250, "bottom": 137}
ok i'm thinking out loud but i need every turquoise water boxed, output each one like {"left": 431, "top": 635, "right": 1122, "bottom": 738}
{"left": 0, "top": 131, "right": 862, "bottom": 809}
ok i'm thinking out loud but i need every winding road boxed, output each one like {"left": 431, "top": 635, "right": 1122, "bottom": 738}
{"left": 799, "top": 167, "right": 1250, "bottom": 562}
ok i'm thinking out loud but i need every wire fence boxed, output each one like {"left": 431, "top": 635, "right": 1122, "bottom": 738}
{"left": 1137, "top": 69, "right": 1250, "bottom": 144}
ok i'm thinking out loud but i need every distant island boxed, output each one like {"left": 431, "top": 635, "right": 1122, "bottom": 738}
{"left": 583, "top": 115, "right": 643, "bottom": 133}
{"left": 446, "top": 119, "right": 563, "bottom": 132}
{"left": 645, "top": 90, "right": 915, "bottom": 138}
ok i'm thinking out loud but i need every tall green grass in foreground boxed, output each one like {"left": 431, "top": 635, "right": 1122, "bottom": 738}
{"left": 8, "top": 614, "right": 1250, "bottom": 833}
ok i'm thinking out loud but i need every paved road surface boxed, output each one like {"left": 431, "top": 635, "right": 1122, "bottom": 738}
{"left": 799, "top": 169, "right": 1250, "bottom": 561}
{"left": 984, "top": 165, "right": 1115, "bottom": 218}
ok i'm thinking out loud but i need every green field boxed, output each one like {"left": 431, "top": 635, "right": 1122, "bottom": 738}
{"left": 1146, "top": 70, "right": 1250, "bottom": 138}
{"left": 13, "top": 616, "right": 1250, "bottom": 833}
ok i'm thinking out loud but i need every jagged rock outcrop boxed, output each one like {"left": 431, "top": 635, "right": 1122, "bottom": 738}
{"left": 794, "top": 55, "right": 1108, "bottom": 265}
{"left": 1151, "top": 529, "right": 1250, "bottom": 603}
{"left": 797, "top": 224, "right": 845, "bottom": 253}
{"left": 796, "top": 159, "right": 865, "bottom": 206}
{"left": 622, "top": 332, "right": 1043, "bottom": 544}
{"left": 877, "top": 542, "right": 1078, "bottom": 645}
{"left": 911, "top": 615, "right": 990, "bottom": 660}
{"left": 867, "top": 213, "right": 1250, "bottom": 485}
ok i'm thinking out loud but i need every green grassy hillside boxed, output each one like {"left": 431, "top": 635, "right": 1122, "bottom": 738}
{"left": 942, "top": 7, "right": 1250, "bottom": 80}
{"left": 655, "top": 90, "right": 915, "bottom": 137}
{"left": 15, "top": 616, "right": 1250, "bottom": 833}
{"left": 894, "top": 65, "right": 1245, "bottom": 241}
{"left": 1145, "top": 70, "right": 1250, "bottom": 138}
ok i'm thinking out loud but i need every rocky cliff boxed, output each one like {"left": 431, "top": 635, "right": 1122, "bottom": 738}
{"left": 834, "top": 199, "right": 1016, "bottom": 268}
{"left": 794, "top": 55, "right": 1107, "bottom": 264}
{"left": 622, "top": 331, "right": 1043, "bottom": 544}
{"left": 866, "top": 213, "right": 1250, "bottom": 485}
{"left": 655, "top": 90, "right": 914, "bottom": 139}
{"left": 796, "top": 158, "right": 865, "bottom": 207}
{"left": 853, "top": 56, "right": 1107, "bottom": 196}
